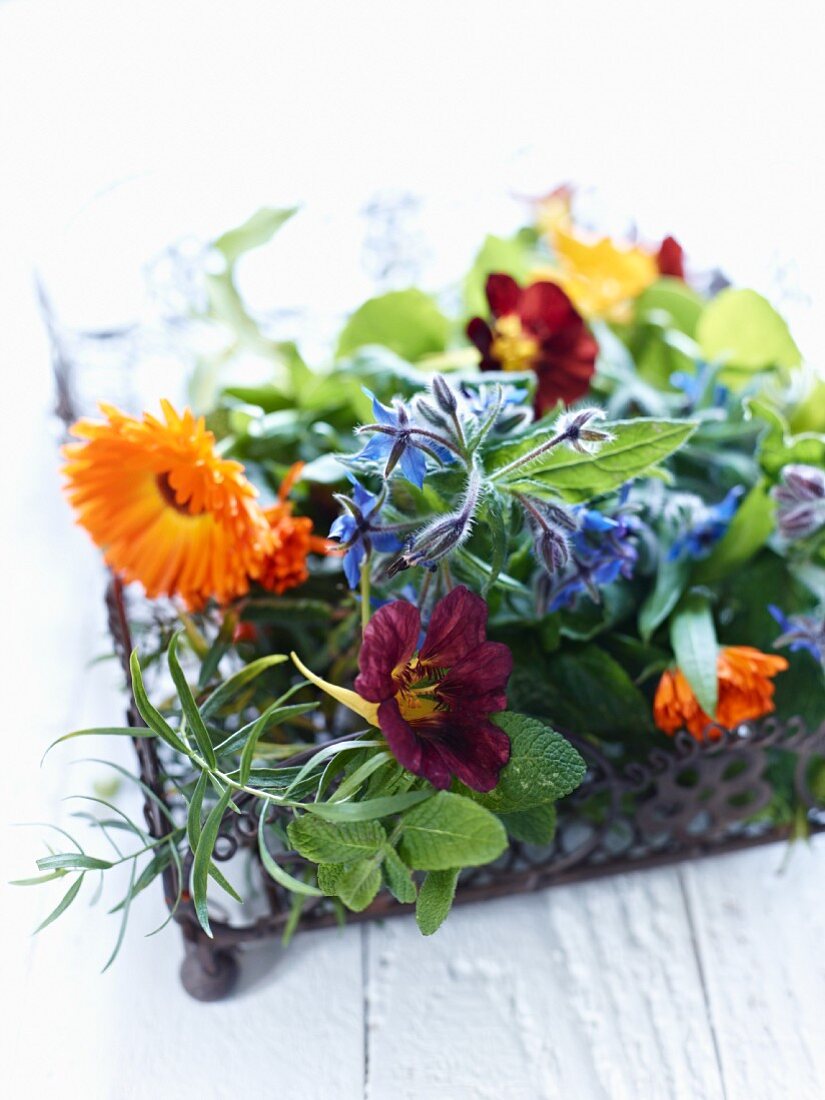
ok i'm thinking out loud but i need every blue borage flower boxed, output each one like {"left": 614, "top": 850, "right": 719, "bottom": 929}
{"left": 547, "top": 488, "right": 641, "bottom": 610}
{"left": 769, "top": 605, "right": 825, "bottom": 667}
{"left": 670, "top": 361, "right": 728, "bottom": 410}
{"left": 667, "top": 486, "right": 743, "bottom": 561}
{"left": 328, "top": 475, "right": 402, "bottom": 589}
{"left": 353, "top": 388, "right": 454, "bottom": 488}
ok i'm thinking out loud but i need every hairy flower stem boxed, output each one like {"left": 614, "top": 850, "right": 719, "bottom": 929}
{"left": 489, "top": 429, "right": 570, "bottom": 483}
{"left": 360, "top": 556, "right": 371, "bottom": 636}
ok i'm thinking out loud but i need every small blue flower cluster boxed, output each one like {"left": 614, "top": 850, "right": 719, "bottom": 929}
{"left": 667, "top": 486, "right": 743, "bottom": 561}
{"left": 769, "top": 605, "right": 825, "bottom": 668}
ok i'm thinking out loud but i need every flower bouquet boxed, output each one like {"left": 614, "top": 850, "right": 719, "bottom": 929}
{"left": 22, "top": 191, "right": 825, "bottom": 998}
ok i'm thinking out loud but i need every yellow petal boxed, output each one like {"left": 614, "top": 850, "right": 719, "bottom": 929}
{"left": 290, "top": 651, "right": 380, "bottom": 727}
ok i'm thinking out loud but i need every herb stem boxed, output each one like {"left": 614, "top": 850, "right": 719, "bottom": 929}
{"left": 489, "top": 429, "right": 569, "bottom": 483}
{"left": 360, "top": 556, "right": 371, "bottom": 636}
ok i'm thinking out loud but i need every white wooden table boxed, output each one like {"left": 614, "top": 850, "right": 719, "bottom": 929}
{"left": 3, "top": 2, "right": 825, "bottom": 1095}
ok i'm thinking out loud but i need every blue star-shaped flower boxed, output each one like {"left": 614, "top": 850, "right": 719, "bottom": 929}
{"left": 668, "top": 486, "right": 743, "bottom": 561}
{"left": 353, "top": 390, "right": 430, "bottom": 488}
{"left": 329, "top": 475, "right": 402, "bottom": 589}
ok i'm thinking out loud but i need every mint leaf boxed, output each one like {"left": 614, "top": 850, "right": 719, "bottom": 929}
{"left": 398, "top": 792, "right": 507, "bottom": 871}
{"left": 337, "top": 860, "right": 382, "bottom": 912}
{"left": 670, "top": 593, "right": 718, "bottom": 717}
{"left": 336, "top": 289, "right": 450, "bottom": 362}
{"left": 490, "top": 418, "right": 697, "bottom": 502}
{"left": 381, "top": 846, "right": 417, "bottom": 904}
{"left": 499, "top": 803, "right": 557, "bottom": 845}
{"left": 287, "top": 817, "right": 386, "bottom": 863}
{"left": 416, "top": 869, "right": 459, "bottom": 935}
{"left": 316, "top": 863, "right": 346, "bottom": 896}
{"left": 469, "top": 713, "right": 585, "bottom": 814}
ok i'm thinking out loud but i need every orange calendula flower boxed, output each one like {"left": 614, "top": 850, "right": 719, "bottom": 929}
{"left": 258, "top": 462, "right": 335, "bottom": 595}
{"left": 653, "top": 646, "right": 789, "bottom": 739}
{"left": 62, "top": 401, "right": 272, "bottom": 609}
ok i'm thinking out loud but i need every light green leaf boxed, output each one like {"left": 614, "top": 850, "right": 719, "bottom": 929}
{"left": 416, "top": 869, "right": 459, "bottom": 935}
{"left": 491, "top": 418, "right": 698, "bottom": 502}
{"left": 639, "top": 554, "right": 692, "bottom": 641}
{"left": 40, "top": 727, "right": 153, "bottom": 764}
{"left": 287, "top": 816, "right": 386, "bottom": 863}
{"left": 168, "top": 633, "right": 216, "bottom": 769}
{"left": 499, "top": 804, "right": 557, "bottom": 846}
{"left": 34, "top": 874, "right": 85, "bottom": 933}
{"left": 670, "top": 593, "right": 718, "bottom": 718}
{"left": 336, "top": 289, "right": 450, "bottom": 362}
{"left": 399, "top": 792, "right": 507, "bottom": 871}
{"left": 213, "top": 206, "right": 297, "bottom": 266}
{"left": 635, "top": 278, "right": 704, "bottom": 337}
{"left": 469, "top": 713, "right": 585, "bottom": 815}
{"left": 258, "top": 812, "right": 323, "bottom": 898}
{"left": 463, "top": 232, "right": 534, "bottom": 318}
{"left": 697, "top": 288, "right": 801, "bottom": 375}
{"left": 693, "top": 482, "right": 776, "bottom": 585}
{"left": 191, "top": 785, "right": 232, "bottom": 937}
{"left": 200, "top": 655, "right": 289, "bottom": 719}
{"left": 337, "top": 859, "right": 382, "bottom": 912}
{"left": 748, "top": 398, "right": 825, "bottom": 478}
{"left": 316, "top": 863, "right": 347, "bottom": 896}
{"left": 381, "top": 845, "right": 417, "bottom": 904}
{"left": 303, "top": 789, "right": 431, "bottom": 823}
{"left": 37, "top": 853, "right": 112, "bottom": 872}
{"left": 129, "top": 651, "right": 189, "bottom": 756}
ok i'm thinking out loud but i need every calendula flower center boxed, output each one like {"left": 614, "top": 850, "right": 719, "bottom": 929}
{"left": 155, "top": 472, "right": 201, "bottom": 516}
{"left": 490, "top": 314, "right": 539, "bottom": 373}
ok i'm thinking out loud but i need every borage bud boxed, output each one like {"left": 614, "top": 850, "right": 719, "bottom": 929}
{"left": 773, "top": 464, "right": 825, "bottom": 540}
{"left": 555, "top": 408, "right": 614, "bottom": 455}
{"left": 520, "top": 496, "right": 575, "bottom": 576}
{"left": 431, "top": 373, "right": 458, "bottom": 415}
{"left": 389, "top": 469, "right": 480, "bottom": 576}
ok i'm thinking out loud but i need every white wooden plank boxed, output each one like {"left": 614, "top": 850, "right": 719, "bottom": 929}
{"left": 681, "top": 839, "right": 825, "bottom": 1100}
{"left": 365, "top": 870, "right": 725, "bottom": 1100}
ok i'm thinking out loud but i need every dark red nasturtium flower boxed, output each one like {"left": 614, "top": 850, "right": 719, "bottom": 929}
{"left": 656, "top": 235, "right": 685, "bottom": 279}
{"left": 467, "top": 273, "right": 598, "bottom": 416}
{"left": 354, "top": 586, "right": 512, "bottom": 792}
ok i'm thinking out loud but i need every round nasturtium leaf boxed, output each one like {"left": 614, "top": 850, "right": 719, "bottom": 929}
{"left": 697, "top": 288, "right": 801, "bottom": 372}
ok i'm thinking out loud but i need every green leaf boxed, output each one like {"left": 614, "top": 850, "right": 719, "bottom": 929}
{"left": 287, "top": 816, "right": 386, "bottom": 863}
{"left": 168, "top": 633, "right": 216, "bottom": 768}
{"left": 200, "top": 655, "right": 288, "bottom": 719}
{"left": 499, "top": 804, "right": 557, "bottom": 845}
{"left": 37, "top": 853, "right": 112, "bottom": 872}
{"left": 697, "top": 288, "right": 801, "bottom": 377}
{"left": 635, "top": 277, "right": 704, "bottom": 337}
{"left": 481, "top": 492, "right": 509, "bottom": 596}
{"left": 129, "top": 651, "right": 189, "bottom": 756}
{"left": 33, "top": 874, "right": 85, "bottom": 933}
{"left": 316, "top": 863, "right": 347, "bottom": 896}
{"left": 381, "top": 845, "right": 417, "bottom": 903}
{"left": 186, "top": 772, "right": 209, "bottom": 853}
{"left": 638, "top": 553, "right": 692, "bottom": 641}
{"left": 670, "top": 593, "right": 719, "bottom": 717}
{"left": 463, "top": 232, "right": 534, "bottom": 318}
{"left": 748, "top": 398, "right": 825, "bottom": 479}
{"left": 213, "top": 206, "right": 297, "bottom": 266}
{"left": 215, "top": 700, "right": 318, "bottom": 757}
{"left": 336, "top": 859, "right": 382, "bottom": 912}
{"left": 40, "top": 727, "right": 153, "bottom": 764}
{"left": 258, "top": 812, "right": 323, "bottom": 897}
{"left": 336, "top": 289, "right": 450, "bottom": 362}
{"left": 469, "top": 713, "right": 585, "bottom": 815}
{"left": 102, "top": 861, "right": 136, "bottom": 972}
{"left": 398, "top": 792, "right": 507, "bottom": 871}
{"left": 416, "top": 869, "right": 459, "bottom": 935}
{"left": 191, "top": 785, "right": 232, "bottom": 937}
{"left": 303, "top": 789, "right": 432, "bottom": 823}
{"left": 237, "top": 704, "right": 278, "bottom": 786}
{"left": 10, "top": 871, "right": 68, "bottom": 887}
{"left": 692, "top": 482, "right": 776, "bottom": 585}
{"left": 491, "top": 418, "right": 698, "bottom": 502}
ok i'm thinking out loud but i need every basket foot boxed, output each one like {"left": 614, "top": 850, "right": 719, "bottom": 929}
{"left": 180, "top": 943, "right": 239, "bottom": 1002}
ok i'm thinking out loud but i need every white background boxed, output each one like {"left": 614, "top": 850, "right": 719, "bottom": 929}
{"left": 1, "top": 2, "right": 825, "bottom": 1097}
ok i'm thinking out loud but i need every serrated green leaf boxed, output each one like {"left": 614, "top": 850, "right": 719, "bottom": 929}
{"left": 639, "top": 553, "right": 692, "bottom": 641}
{"left": 491, "top": 418, "right": 697, "bottom": 502}
{"left": 336, "top": 859, "right": 382, "bottom": 912}
{"left": 168, "top": 633, "right": 216, "bottom": 769}
{"left": 336, "top": 289, "right": 450, "bottom": 362}
{"left": 468, "top": 713, "right": 585, "bottom": 814}
{"left": 398, "top": 792, "right": 507, "bottom": 871}
{"left": 499, "top": 803, "right": 557, "bottom": 845}
{"left": 129, "top": 651, "right": 189, "bottom": 756}
{"left": 200, "top": 655, "right": 289, "bottom": 719}
{"left": 258, "top": 812, "right": 323, "bottom": 897}
{"left": 33, "top": 874, "right": 85, "bottom": 933}
{"left": 670, "top": 593, "right": 718, "bottom": 718}
{"left": 316, "top": 863, "right": 347, "bottom": 896}
{"left": 416, "top": 869, "right": 459, "bottom": 935}
{"left": 191, "top": 785, "right": 232, "bottom": 937}
{"left": 381, "top": 845, "right": 417, "bottom": 903}
{"left": 287, "top": 816, "right": 386, "bottom": 863}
